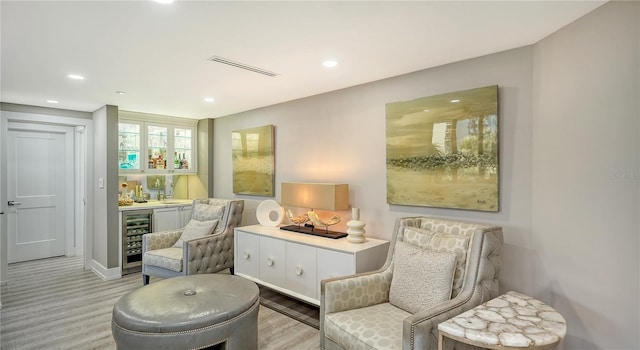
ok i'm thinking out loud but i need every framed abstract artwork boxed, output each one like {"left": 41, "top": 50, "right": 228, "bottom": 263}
{"left": 385, "top": 85, "right": 499, "bottom": 211}
{"left": 232, "top": 125, "right": 275, "bottom": 196}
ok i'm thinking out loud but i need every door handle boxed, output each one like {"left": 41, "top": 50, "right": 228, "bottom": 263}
{"left": 8, "top": 201, "right": 22, "bottom": 206}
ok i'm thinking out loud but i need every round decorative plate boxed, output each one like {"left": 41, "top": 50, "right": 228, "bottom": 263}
{"left": 256, "top": 200, "right": 284, "bottom": 227}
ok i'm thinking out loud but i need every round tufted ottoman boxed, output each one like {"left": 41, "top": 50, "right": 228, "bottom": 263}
{"left": 112, "top": 274, "right": 259, "bottom": 350}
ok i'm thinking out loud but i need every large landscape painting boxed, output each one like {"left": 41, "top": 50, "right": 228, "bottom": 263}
{"left": 386, "top": 85, "right": 499, "bottom": 211}
{"left": 232, "top": 125, "right": 275, "bottom": 196}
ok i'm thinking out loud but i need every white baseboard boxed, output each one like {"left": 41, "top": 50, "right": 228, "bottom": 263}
{"left": 90, "top": 259, "right": 122, "bottom": 280}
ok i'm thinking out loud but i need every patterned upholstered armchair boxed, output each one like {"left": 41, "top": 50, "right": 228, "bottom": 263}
{"left": 142, "top": 198, "right": 244, "bottom": 285}
{"left": 320, "top": 217, "right": 503, "bottom": 350}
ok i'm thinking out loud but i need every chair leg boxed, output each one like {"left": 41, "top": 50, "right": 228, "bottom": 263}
{"left": 143, "top": 274, "right": 150, "bottom": 285}
{"left": 230, "top": 267, "right": 234, "bottom": 275}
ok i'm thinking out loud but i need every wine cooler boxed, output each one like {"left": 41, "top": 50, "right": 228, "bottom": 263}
{"left": 122, "top": 209, "right": 153, "bottom": 274}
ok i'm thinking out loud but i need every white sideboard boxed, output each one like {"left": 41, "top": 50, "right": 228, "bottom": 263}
{"left": 234, "top": 225, "right": 390, "bottom": 306}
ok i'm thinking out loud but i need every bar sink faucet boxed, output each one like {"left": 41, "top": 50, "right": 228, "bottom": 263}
{"left": 155, "top": 179, "right": 165, "bottom": 201}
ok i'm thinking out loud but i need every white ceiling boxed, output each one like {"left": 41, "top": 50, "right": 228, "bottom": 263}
{"left": 1, "top": 1, "right": 606, "bottom": 119}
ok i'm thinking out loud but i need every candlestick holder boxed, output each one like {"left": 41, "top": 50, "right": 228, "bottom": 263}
{"left": 346, "top": 207, "right": 366, "bottom": 243}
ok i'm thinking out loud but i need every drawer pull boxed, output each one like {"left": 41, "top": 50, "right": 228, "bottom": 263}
{"left": 295, "top": 265, "right": 303, "bottom": 276}
{"left": 266, "top": 257, "right": 274, "bottom": 266}
{"left": 243, "top": 251, "right": 250, "bottom": 260}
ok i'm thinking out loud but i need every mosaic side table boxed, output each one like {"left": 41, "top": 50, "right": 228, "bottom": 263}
{"left": 438, "top": 291, "right": 567, "bottom": 350}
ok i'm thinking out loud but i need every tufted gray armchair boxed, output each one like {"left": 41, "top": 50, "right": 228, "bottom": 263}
{"left": 320, "top": 217, "right": 503, "bottom": 350}
{"left": 142, "top": 198, "right": 244, "bottom": 285}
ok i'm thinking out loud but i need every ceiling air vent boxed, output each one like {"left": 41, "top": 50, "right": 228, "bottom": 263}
{"left": 208, "top": 56, "right": 279, "bottom": 77}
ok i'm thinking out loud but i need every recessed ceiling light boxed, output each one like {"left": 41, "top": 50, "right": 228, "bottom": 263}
{"left": 204, "top": 97, "right": 215, "bottom": 103}
{"left": 154, "top": 0, "right": 174, "bottom": 4}
{"left": 67, "top": 74, "right": 85, "bottom": 80}
{"left": 116, "top": 91, "right": 127, "bottom": 95}
{"left": 323, "top": 60, "right": 338, "bottom": 68}
{"left": 450, "top": 99, "right": 460, "bottom": 103}
{"left": 46, "top": 100, "right": 59, "bottom": 104}
{"left": 423, "top": 109, "right": 430, "bottom": 112}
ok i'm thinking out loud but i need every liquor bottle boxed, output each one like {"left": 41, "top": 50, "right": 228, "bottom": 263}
{"left": 156, "top": 154, "right": 164, "bottom": 169}
{"left": 181, "top": 153, "right": 188, "bottom": 169}
{"left": 148, "top": 155, "right": 154, "bottom": 169}
{"left": 174, "top": 152, "right": 180, "bottom": 169}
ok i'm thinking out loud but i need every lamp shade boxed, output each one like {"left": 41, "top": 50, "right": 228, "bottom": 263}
{"left": 281, "top": 182, "right": 349, "bottom": 211}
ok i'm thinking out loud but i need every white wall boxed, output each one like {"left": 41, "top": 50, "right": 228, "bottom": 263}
{"left": 213, "top": 2, "right": 639, "bottom": 348}
{"left": 532, "top": 2, "right": 639, "bottom": 349}
{"left": 215, "top": 47, "right": 535, "bottom": 293}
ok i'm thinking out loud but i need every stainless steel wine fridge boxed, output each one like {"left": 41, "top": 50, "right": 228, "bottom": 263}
{"left": 122, "top": 209, "right": 153, "bottom": 274}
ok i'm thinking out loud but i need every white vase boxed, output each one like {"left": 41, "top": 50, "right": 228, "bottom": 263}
{"left": 346, "top": 207, "right": 366, "bottom": 243}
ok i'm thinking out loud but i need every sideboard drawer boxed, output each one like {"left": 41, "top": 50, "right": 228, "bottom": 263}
{"left": 259, "top": 236, "right": 286, "bottom": 287}
{"left": 317, "top": 249, "right": 353, "bottom": 282}
{"left": 286, "top": 241, "right": 317, "bottom": 299}
{"left": 236, "top": 231, "right": 259, "bottom": 277}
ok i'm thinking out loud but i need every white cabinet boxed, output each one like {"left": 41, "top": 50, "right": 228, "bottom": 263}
{"left": 236, "top": 231, "right": 260, "bottom": 277}
{"left": 153, "top": 207, "right": 180, "bottom": 232}
{"left": 235, "top": 225, "right": 389, "bottom": 305}
{"left": 179, "top": 205, "right": 192, "bottom": 226}
{"left": 317, "top": 249, "right": 353, "bottom": 282}
{"left": 259, "top": 236, "right": 286, "bottom": 287}
{"left": 153, "top": 205, "right": 192, "bottom": 232}
{"left": 286, "top": 242, "right": 317, "bottom": 298}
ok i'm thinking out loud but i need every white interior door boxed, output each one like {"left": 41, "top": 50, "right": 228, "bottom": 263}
{"left": 7, "top": 128, "right": 68, "bottom": 263}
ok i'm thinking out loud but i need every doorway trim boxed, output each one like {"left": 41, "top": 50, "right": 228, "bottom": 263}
{"left": 0, "top": 107, "right": 93, "bottom": 284}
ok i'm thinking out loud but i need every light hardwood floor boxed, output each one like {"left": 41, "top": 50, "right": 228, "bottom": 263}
{"left": 0, "top": 256, "right": 319, "bottom": 350}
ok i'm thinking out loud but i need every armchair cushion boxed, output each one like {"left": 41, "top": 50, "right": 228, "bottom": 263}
{"left": 325, "top": 302, "right": 410, "bottom": 350}
{"left": 419, "top": 218, "right": 483, "bottom": 237}
{"left": 172, "top": 219, "right": 219, "bottom": 248}
{"left": 192, "top": 203, "right": 225, "bottom": 222}
{"left": 401, "top": 226, "right": 436, "bottom": 246}
{"left": 143, "top": 230, "right": 182, "bottom": 251}
{"left": 398, "top": 226, "right": 470, "bottom": 297}
{"left": 425, "top": 233, "right": 470, "bottom": 297}
{"left": 143, "top": 247, "right": 183, "bottom": 272}
{"left": 389, "top": 241, "right": 456, "bottom": 314}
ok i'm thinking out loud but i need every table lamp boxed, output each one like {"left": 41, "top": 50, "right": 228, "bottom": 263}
{"left": 280, "top": 182, "right": 349, "bottom": 239}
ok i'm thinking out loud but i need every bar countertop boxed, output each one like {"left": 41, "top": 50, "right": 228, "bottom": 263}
{"left": 118, "top": 199, "right": 194, "bottom": 211}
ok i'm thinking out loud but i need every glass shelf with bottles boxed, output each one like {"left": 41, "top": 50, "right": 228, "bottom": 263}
{"left": 119, "top": 122, "right": 142, "bottom": 171}
{"left": 147, "top": 125, "right": 169, "bottom": 171}
{"left": 144, "top": 124, "right": 196, "bottom": 174}
{"left": 119, "top": 119, "right": 197, "bottom": 174}
{"left": 173, "top": 128, "right": 193, "bottom": 171}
